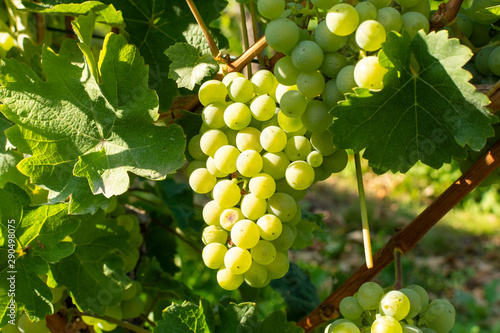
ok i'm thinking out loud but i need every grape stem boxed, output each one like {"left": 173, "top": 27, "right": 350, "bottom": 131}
{"left": 185, "top": 0, "right": 219, "bottom": 58}
{"left": 248, "top": 0, "right": 265, "bottom": 67}
{"left": 78, "top": 311, "right": 151, "bottom": 333}
{"left": 354, "top": 153, "right": 374, "bottom": 269}
{"left": 429, "top": 0, "right": 463, "bottom": 32}
{"left": 239, "top": 3, "right": 252, "bottom": 77}
{"left": 297, "top": 139, "right": 500, "bottom": 332}
{"left": 394, "top": 248, "right": 403, "bottom": 290}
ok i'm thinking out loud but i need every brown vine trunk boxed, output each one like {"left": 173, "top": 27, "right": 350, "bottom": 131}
{"left": 296, "top": 139, "right": 500, "bottom": 332}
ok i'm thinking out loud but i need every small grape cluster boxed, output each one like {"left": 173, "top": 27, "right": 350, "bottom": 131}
{"left": 324, "top": 282, "right": 455, "bottom": 333}
{"left": 260, "top": 0, "right": 432, "bottom": 103}
{"left": 187, "top": 69, "right": 348, "bottom": 290}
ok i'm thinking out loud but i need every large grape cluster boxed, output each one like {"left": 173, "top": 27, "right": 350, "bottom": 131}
{"left": 325, "top": 282, "right": 456, "bottom": 333}
{"left": 187, "top": 70, "right": 348, "bottom": 290}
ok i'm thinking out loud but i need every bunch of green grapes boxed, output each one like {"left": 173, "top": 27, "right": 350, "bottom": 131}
{"left": 324, "top": 282, "right": 456, "bottom": 333}
{"left": 260, "top": 0, "right": 434, "bottom": 107}
{"left": 187, "top": 69, "right": 348, "bottom": 290}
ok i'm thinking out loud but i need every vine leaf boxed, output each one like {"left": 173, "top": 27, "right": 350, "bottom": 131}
{"left": 154, "top": 299, "right": 215, "bottom": 333}
{"left": 216, "top": 302, "right": 257, "bottom": 333}
{"left": 329, "top": 30, "right": 498, "bottom": 174}
{"left": 49, "top": 211, "right": 131, "bottom": 314}
{"left": 21, "top": 1, "right": 125, "bottom": 27}
{"left": 0, "top": 183, "right": 80, "bottom": 326}
{"left": 0, "top": 116, "right": 26, "bottom": 188}
{"left": 166, "top": 42, "right": 219, "bottom": 90}
{"left": 0, "top": 33, "right": 186, "bottom": 200}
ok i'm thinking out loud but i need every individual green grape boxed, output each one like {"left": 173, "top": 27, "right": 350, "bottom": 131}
{"left": 336, "top": 65, "right": 358, "bottom": 94}
{"left": 286, "top": 204, "right": 302, "bottom": 226}
{"left": 265, "top": 18, "right": 300, "bottom": 54}
{"left": 274, "top": 56, "right": 301, "bottom": 86}
{"left": 311, "top": 0, "right": 339, "bottom": 10}
{"left": 244, "top": 261, "right": 269, "bottom": 288}
{"left": 275, "top": 178, "right": 307, "bottom": 201}
{"left": 188, "top": 134, "right": 207, "bottom": 160}
{"left": 456, "top": 14, "right": 473, "bottom": 38}
{"left": 274, "top": 83, "right": 298, "bottom": 104}
{"left": 301, "top": 100, "right": 333, "bottom": 133}
{"left": 251, "top": 69, "right": 277, "bottom": 95}
{"left": 236, "top": 127, "right": 263, "bottom": 152}
{"left": 314, "top": 20, "right": 348, "bottom": 53}
{"left": 322, "top": 79, "right": 344, "bottom": 108}
{"left": 202, "top": 225, "right": 228, "bottom": 245}
{"left": 285, "top": 136, "right": 312, "bottom": 161}
{"left": 326, "top": 3, "right": 360, "bottom": 36}
{"left": 400, "top": 0, "right": 430, "bottom": 17}
{"left": 261, "top": 126, "right": 288, "bottom": 152}
{"left": 377, "top": 7, "right": 403, "bottom": 32}
{"left": 240, "top": 194, "right": 268, "bottom": 220}
{"left": 224, "top": 246, "right": 252, "bottom": 274}
{"left": 121, "top": 295, "right": 145, "bottom": 319}
{"left": 321, "top": 148, "right": 348, "bottom": 176}
{"left": 307, "top": 151, "right": 323, "bottom": 167}
{"left": 1, "top": 324, "right": 21, "bottom": 333}
{"left": 213, "top": 179, "right": 242, "bottom": 208}
{"left": 202, "top": 243, "right": 228, "bottom": 269}
{"left": 98, "top": 306, "right": 123, "bottom": 331}
{"left": 237, "top": 150, "right": 263, "bottom": 177}
{"left": 214, "top": 145, "right": 240, "bottom": 174}
{"left": 354, "top": 55, "right": 388, "bottom": 90}
{"left": 256, "top": 214, "right": 283, "bottom": 240}
{"left": 116, "top": 214, "right": 137, "bottom": 233}
{"left": 222, "top": 71, "right": 245, "bottom": 86}
{"left": 296, "top": 71, "right": 326, "bottom": 98}
{"left": 189, "top": 168, "right": 216, "bottom": 194}
{"left": 122, "top": 280, "right": 138, "bottom": 301}
{"left": 286, "top": 160, "right": 315, "bottom": 190}
{"left": 469, "top": 21, "right": 492, "bottom": 47}
{"left": 257, "top": 0, "right": 285, "bottom": 19}
{"left": 280, "top": 90, "right": 309, "bottom": 118}
{"left": 249, "top": 95, "right": 275, "bottom": 123}
{"left": 399, "top": 288, "right": 422, "bottom": 319}
{"left": 379, "top": 290, "right": 411, "bottom": 320}
{"left": 206, "top": 156, "right": 229, "bottom": 177}
{"left": 217, "top": 267, "right": 244, "bottom": 290}
{"left": 402, "top": 325, "right": 423, "bottom": 333}
{"left": 251, "top": 240, "right": 277, "bottom": 265}
{"left": 278, "top": 110, "right": 304, "bottom": 133}
{"left": 228, "top": 77, "right": 254, "bottom": 103}
{"left": 266, "top": 251, "right": 289, "bottom": 279}
{"left": 202, "top": 103, "right": 226, "bottom": 129}
{"left": 324, "top": 319, "right": 350, "bottom": 333}
{"left": 329, "top": 322, "right": 360, "bottom": 333}
{"left": 355, "top": 1, "right": 377, "bottom": 22}
{"left": 249, "top": 173, "right": 276, "bottom": 199}
{"left": 401, "top": 12, "right": 429, "bottom": 39}
{"left": 339, "top": 296, "right": 364, "bottom": 321}
{"left": 488, "top": 47, "right": 500, "bottom": 76}
{"left": 230, "top": 219, "right": 261, "bottom": 248}
{"left": 224, "top": 102, "right": 252, "bottom": 130}
{"left": 368, "top": 0, "right": 392, "bottom": 9}
{"left": 371, "top": 316, "right": 402, "bottom": 333}
{"left": 199, "top": 80, "right": 228, "bottom": 106}
{"left": 267, "top": 192, "right": 297, "bottom": 221}
{"left": 200, "top": 129, "right": 228, "bottom": 157}
{"left": 421, "top": 299, "right": 455, "bottom": 333}
{"left": 310, "top": 131, "right": 336, "bottom": 156}
{"left": 262, "top": 151, "right": 290, "bottom": 180}
{"left": 291, "top": 40, "right": 325, "bottom": 72}
{"left": 203, "top": 200, "right": 225, "bottom": 226}
{"left": 18, "top": 313, "right": 50, "bottom": 333}
{"left": 357, "top": 282, "right": 385, "bottom": 310}
{"left": 220, "top": 207, "right": 244, "bottom": 231}
{"left": 320, "top": 52, "right": 348, "bottom": 79}
{"left": 271, "top": 223, "right": 295, "bottom": 251}
{"left": 355, "top": 20, "right": 386, "bottom": 52}
{"left": 406, "top": 285, "right": 429, "bottom": 308}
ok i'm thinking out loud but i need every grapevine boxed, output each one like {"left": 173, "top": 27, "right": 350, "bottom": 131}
{"left": 0, "top": 0, "right": 499, "bottom": 332}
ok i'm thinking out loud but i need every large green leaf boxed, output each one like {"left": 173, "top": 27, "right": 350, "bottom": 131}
{"left": 329, "top": 30, "right": 498, "bottom": 174}
{"left": 0, "top": 33, "right": 185, "bottom": 201}
{"left": 0, "top": 184, "right": 79, "bottom": 326}
{"left": 0, "top": 116, "right": 27, "bottom": 188}
{"left": 154, "top": 299, "right": 215, "bottom": 333}
{"left": 49, "top": 211, "right": 131, "bottom": 314}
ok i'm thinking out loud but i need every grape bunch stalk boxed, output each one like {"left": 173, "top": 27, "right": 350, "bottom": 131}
{"left": 187, "top": 69, "right": 348, "bottom": 290}
{"left": 325, "top": 282, "right": 456, "bottom": 333}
